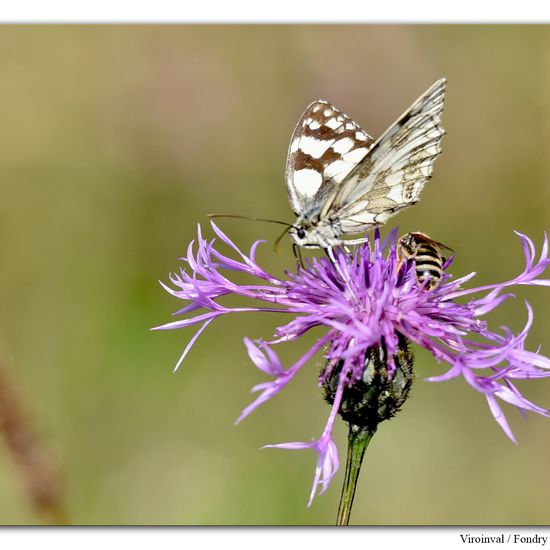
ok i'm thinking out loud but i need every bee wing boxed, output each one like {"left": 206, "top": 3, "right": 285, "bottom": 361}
{"left": 432, "top": 239, "right": 454, "bottom": 264}
{"left": 323, "top": 79, "right": 447, "bottom": 234}
{"left": 285, "top": 100, "right": 375, "bottom": 216}
{"left": 408, "top": 232, "right": 454, "bottom": 254}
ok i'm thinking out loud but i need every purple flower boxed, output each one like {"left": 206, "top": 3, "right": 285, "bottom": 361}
{"left": 154, "top": 222, "right": 550, "bottom": 505}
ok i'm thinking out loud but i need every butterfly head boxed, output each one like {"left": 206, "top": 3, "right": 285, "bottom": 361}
{"left": 289, "top": 216, "right": 343, "bottom": 249}
{"left": 288, "top": 224, "right": 314, "bottom": 248}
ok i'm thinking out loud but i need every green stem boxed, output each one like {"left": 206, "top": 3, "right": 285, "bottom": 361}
{"left": 336, "top": 424, "right": 375, "bottom": 526}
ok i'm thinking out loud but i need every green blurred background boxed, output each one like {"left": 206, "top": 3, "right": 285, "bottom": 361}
{"left": 0, "top": 25, "right": 549, "bottom": 525}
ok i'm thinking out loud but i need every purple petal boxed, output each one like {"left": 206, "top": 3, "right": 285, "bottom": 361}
{"left": 486, "top": 394, "right": 517, "bottom": 443}
{"left": 173, "top": 318, "right": 215, "bottom": 372}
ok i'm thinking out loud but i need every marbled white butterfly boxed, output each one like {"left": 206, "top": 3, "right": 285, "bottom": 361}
{"left": 285, "top": 79, "right": 447, "bottom": 249}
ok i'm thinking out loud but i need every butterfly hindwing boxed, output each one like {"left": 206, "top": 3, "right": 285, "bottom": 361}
{"left": 285, "top": 100, "right": 375, "bottom": 216}
{"left": 326, "top": 79, "right": 447, "bottom": 233}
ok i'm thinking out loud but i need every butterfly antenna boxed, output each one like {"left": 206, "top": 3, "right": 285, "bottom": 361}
{"left": 208, "top": 213, "right": 293, "bottom": 228}
{"left": 208, "top": 213, "right": 296, "bottom": 254}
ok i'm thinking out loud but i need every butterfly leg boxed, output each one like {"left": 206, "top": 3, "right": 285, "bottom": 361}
{"left": 324, "top": 247, "right": 358, "bottom": 301}
{"left": 293, "top": 243, "right": 305, "bottom": 270}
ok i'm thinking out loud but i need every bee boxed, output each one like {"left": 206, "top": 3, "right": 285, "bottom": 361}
{"left": 397, "top": 232, "right": 453, "bottom": 290}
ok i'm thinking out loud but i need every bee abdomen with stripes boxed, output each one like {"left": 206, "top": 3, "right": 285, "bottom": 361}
{"left": 397, "top": 232, "right": 453, "bottom": 290}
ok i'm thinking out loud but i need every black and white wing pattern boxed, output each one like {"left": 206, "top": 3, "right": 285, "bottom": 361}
{"left": 323, "top": 78, "right": 447, "bottom": 233}
{"left": 285, "top": 100, "right": 375, "bottom": 216}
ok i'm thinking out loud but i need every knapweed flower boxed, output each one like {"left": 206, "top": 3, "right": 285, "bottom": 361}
{"left": 154, "top": 222, "right": 550, "bottom": 505}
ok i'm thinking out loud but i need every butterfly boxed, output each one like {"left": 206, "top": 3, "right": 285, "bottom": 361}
{"left": 285, "top": 79, "right": 447, "bottom": 250}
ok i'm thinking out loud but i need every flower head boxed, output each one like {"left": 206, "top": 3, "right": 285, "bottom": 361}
{"left": 154, "top": 222, "right": 550, "bottom": 505}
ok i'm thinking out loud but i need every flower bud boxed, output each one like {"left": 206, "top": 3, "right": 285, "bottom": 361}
{"left": 323, "top": 334, "right": 415, "bottom": 431}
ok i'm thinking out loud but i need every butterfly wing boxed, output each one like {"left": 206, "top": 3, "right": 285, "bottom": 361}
{"left": 323, "top": 78, "right": 447, "bottom": 234}
{"left": 285, "top": 100, "right": 375, "bottom": 216}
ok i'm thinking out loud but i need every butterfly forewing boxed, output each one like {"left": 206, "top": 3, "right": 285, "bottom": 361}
{"left": 285, "top": 100, "right": 375, "bottom": 215}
